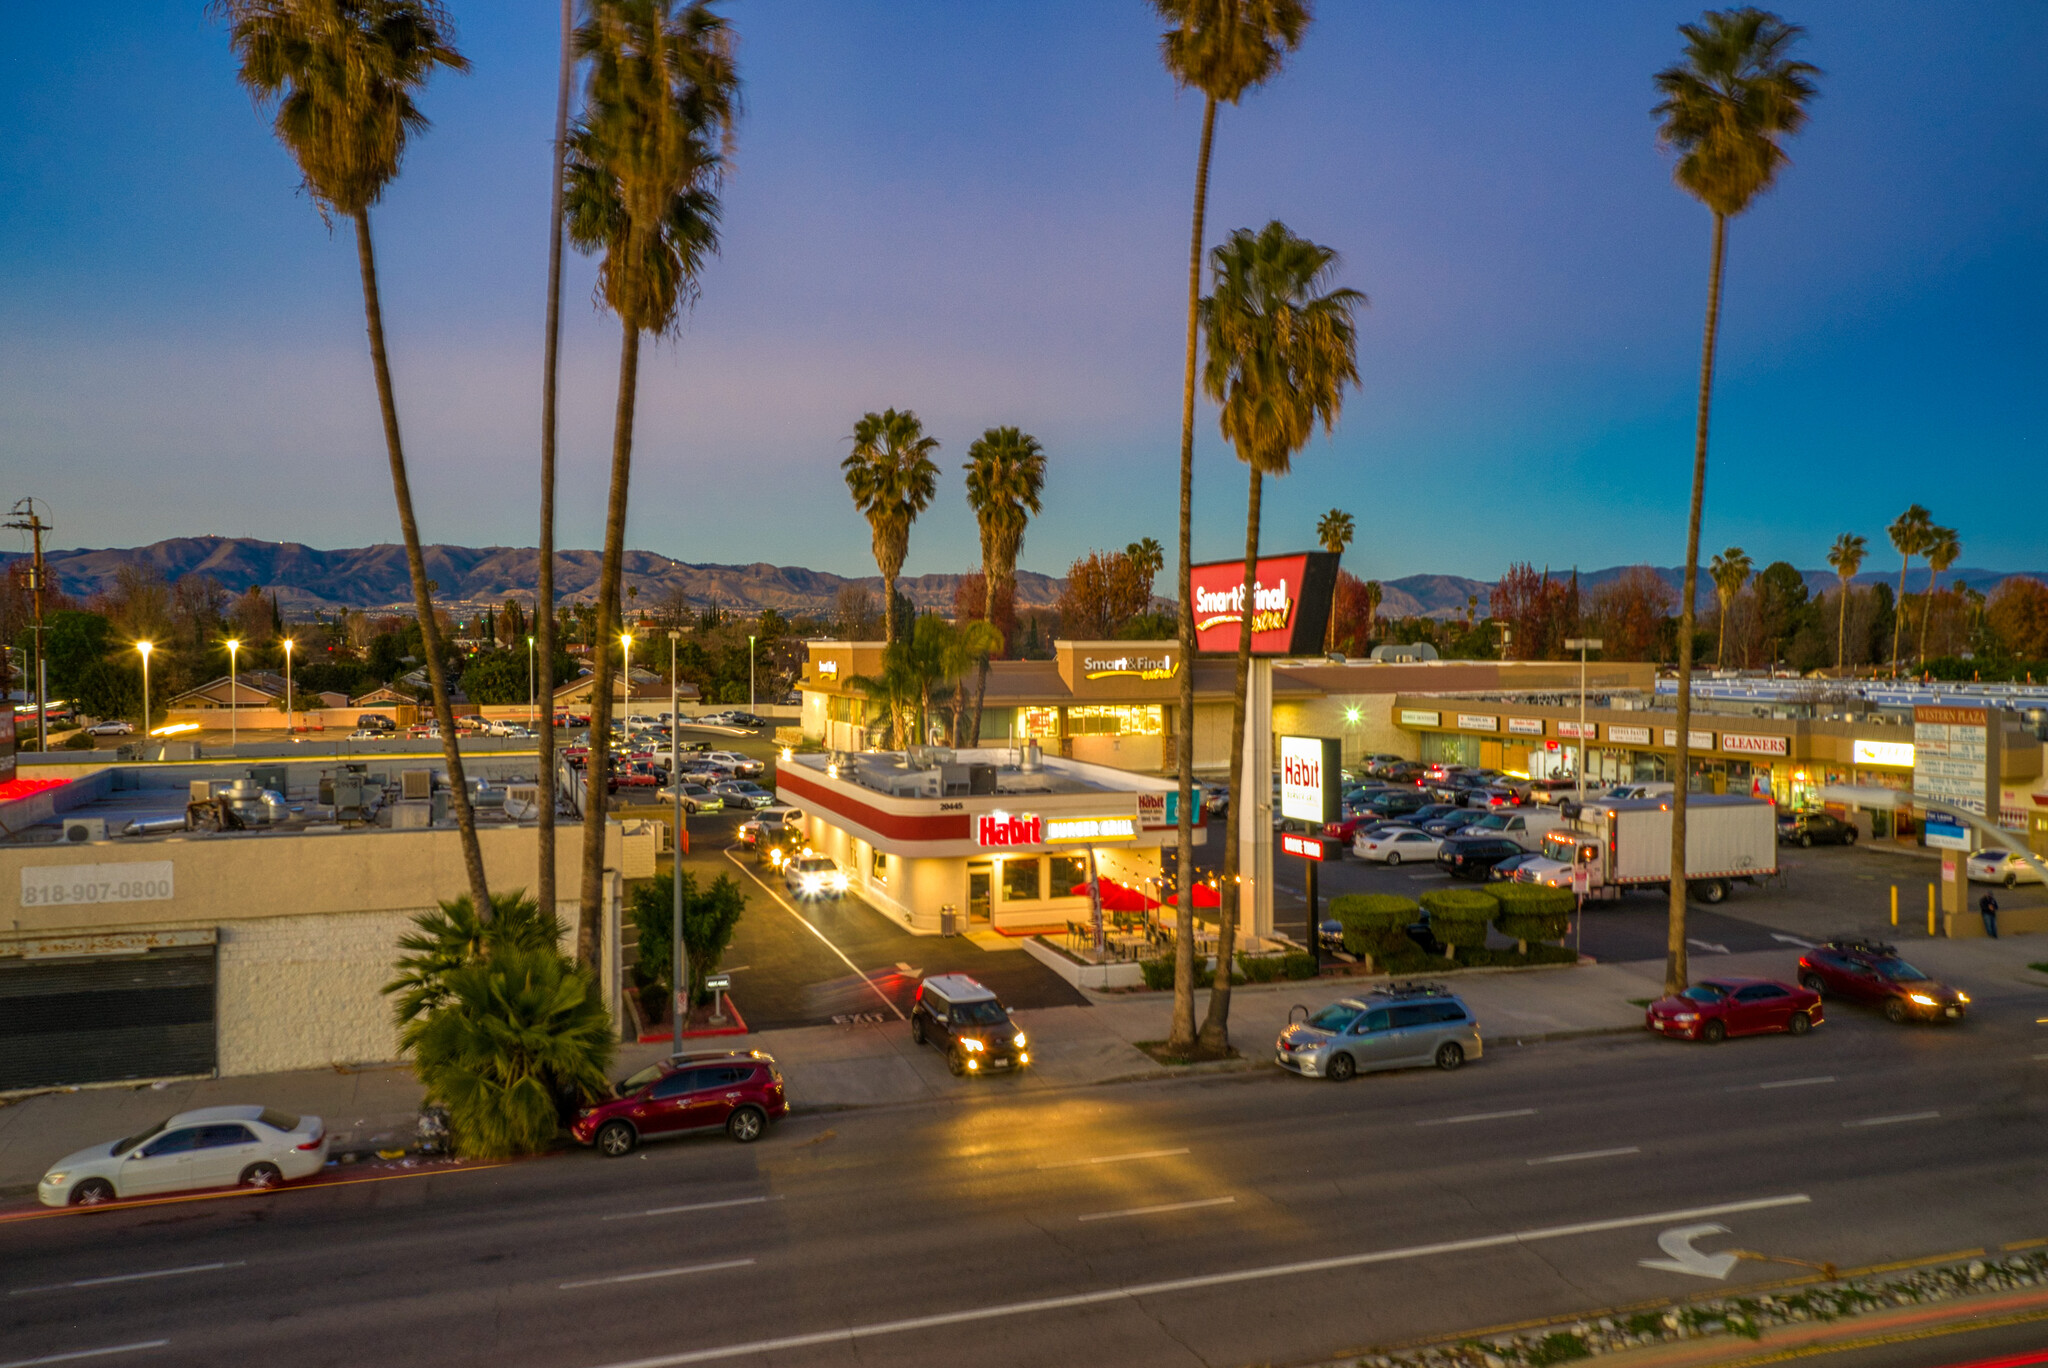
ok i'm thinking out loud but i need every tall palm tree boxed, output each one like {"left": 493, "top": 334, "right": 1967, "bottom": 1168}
{"left": 535, "top": 0, "right": 576, "bottom": 922}
{"left": 1708, "top": 546, "right": 1752, "bottom": 667}
{"left": 565, "top": 0, "right": 739, "bottom": 968}
{"left": 218, "top": 0, "right": 492, "bottom": 916}
{"left": 1887, "top": 504, "right": 1932, "bottom": 674}
{"left": 1652, "top": 5, "right": 1819, "bottom": 996}
{"left": 962, "top": 427, "right": 1046, "bottom": 745}
{"left": 1151, "top": 0, "right": 1310, "bottom": 1058}
{"left": 843, "top": 409, "right": 941, "bottom": 653}
{"left": 1361, "top": 578, "right": 1383, "bottom": 649}
{"left": 1197, "top": 221, "right": 1363, "bottom": 1055}
{"left": 1316, "top": 508, "right": 1354, "bottom": 651}
{"left": 1917, "top": 525, "right": 1960, "bottom": 665}
{"left": 1826, "top": 531, "right": 1866, "bottom": 672}
{"left": 1126, "top": 537, "right": 1166, "bottom": 592}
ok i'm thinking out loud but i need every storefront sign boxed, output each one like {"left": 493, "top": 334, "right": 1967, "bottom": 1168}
{"left": 814, "top": 660, "right": 838, "bottom": 678}
{"left": 20, "top": 861, "right": 176, "bottom": 908}
{"left": 1507, "top": 716, "right": 1544, "bottom": 736}
{"left": 1044, "top": 815, "right": 1137, "bottom": 843}
{"left": 1278, "top": 735, "right": 1340, "bottom": 824}
{"left": 977, "top": 813, "right": 1043, "bottom": 847}
{"left": 1853, "top": 739, "right": 1915, "bottom": 768}
{"left": 1456, "top": 713, "right": 1498, "bottom": 732}
{"left": 1662, "top": 728, "right": 1716, "bottom": 750}
{"left": 1923, "top": 812, "right": 1970, "bottom": 850}
{"left": 1721, "top": 733, "right": 1789, "bottom": 756}
{"left": 1189, "top": 552, "right": 1339, "bottom": 656}
{"left": 1137, "top": 790, "right": 1203, "bottom": 828}
{"left": 1081, "top": 653, "right": 1177, "bottom": 681}
{"left": 1280, "top": 832, "right": 1329, "bottom": 861}
{"left": 1399, "top": 709, "right": 1441, "bottom": 727}
{"left": 1556, "top": 721, "right": 1596, "bottom": 740}
{"left": 1915, "top": 705, "right": 1989, "bottom": 817}
{"left": 1608, "top": 725, "right": 1652, "bottom": 746}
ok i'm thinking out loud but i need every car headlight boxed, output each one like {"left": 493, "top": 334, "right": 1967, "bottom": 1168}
{"left": 1673, "top": 1013, "right": 1698, "bottom": 1023}
{"left": 801, "top": 877, "right": 821, "bottom": 893}
{"left": 1012, "top": 1032, "right": 1027, "bottom": 1048}
{"left": 830, "top": 874, "right": 848, "bottom": 890}
{"left": 1908, "top": 993, "right": 1936, "bottom": 1006}
{"left": 1956, "top": 992, "right": 1970, "bottom": 1003}
{"left": 42, "top": 1171, "right": 66, "bottom": 1186}
{"left": 961, "top": 1037, "right": 985, "bottom": 1052}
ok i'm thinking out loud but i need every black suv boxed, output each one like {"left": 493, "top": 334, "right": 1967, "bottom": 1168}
{"left": 1778, "top": 811, "right": 1858, "bottom": 847}
{"left": 1435, "top": 834, "right": 1526, "bottom": 880}
{"left": 910, "top": 974, "right": 1029, "bottom": 1077}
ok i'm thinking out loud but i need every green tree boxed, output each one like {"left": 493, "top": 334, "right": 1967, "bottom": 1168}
{"left": 383, "top": 892, "right": 567, "bottom": 1025}
{"left": 1197, "top": 220, "right": 1363, "bottom": 1054}
{"left": 629, "top": 867, "right": 746, "bottom": 1014}
{"left": 1754, "top": 560, "right": 1808, "bottom": 663}
{"left": 843, "top": 409, "right": 941, "bottom": 654}
{"left": 1151, "top": 0, "right": 1310, "bottom": 1058}
{"left": 1652, "top": 5, "right": 1819, "bottom": 995}
{"left": 217, "top": 0, "right": 492, "bottom": 918}
{"left": 1917, "top": 525, "right": 1960, "bottom": 666}
{"left": 565, "top": 0, "right": 739, "bottom": 969}
{"left": 1887, "top": 503, "right": 1932, "bottom": 673}
{"left": 1826, "top": 531, "right": 1867, "bottom": 672}
{"left": 963, "top": 426, "right": 1046, "bottom": 745}
{"left": 1708, "top": 546, "right": 1752, "bottom": 667}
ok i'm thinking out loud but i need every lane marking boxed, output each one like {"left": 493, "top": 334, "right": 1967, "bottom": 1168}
{"left": 1417, "top": 1109, "right": 1536, "bottom": 1127}
{"left": 576, "top": 1194, "right": 1812, "bottom": 1367}
{"left": 1846, "top": 1111, "right": 1940, "bottom": 1127}
{"left": 560, "top": 1259, "right": 755, "bottom": 1290}
{"left": 1687, "top": 938, "right": 1730, "bottom": 954}
{"left": 1078, "top": 1197, "right": 1235, "bottom": 1223}
{"left": 1770, "top": 933, "right": 1817, "bottom": 948}
{"left": 1734, "top": 1076, "right": 1836, "bottom": 1092}
{"left": 605, "top": 1195, "right": 780, "bottom": 1221}
{"left": 11, "top": 1261, "right": 243, "bottom": 1295}
{"left": 0, "top": 1345, "right": 169, "bottom": 1368}
{"left": 1036, "top": 1148, "right": 1189, "bottom": 1170}
{"left": 724, "top": 851, "right": 906, "bottom": 1020}
{"left": 1528, "top": 1147, "right": 1640, "bottom": 1166}
{"left": 0, "top": 1160, "right": 512, "bottom": 1224}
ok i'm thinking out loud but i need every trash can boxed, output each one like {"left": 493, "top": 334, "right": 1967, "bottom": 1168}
{"left": 939, "top": 904, "right": 960, "bottom": 937}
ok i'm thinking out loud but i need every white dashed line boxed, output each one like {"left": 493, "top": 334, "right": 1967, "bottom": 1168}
{"left": 1078, "top": 1197, "right": 1236, "bottom": 1222}
{"left": 1845, "top": 1112, "right": 1940, "bottom": 1127}
{"left": 0, "top": 1344, "right": 169, "bottom": 1368}
{"left": 11, "top": 1262, "right": 242, "bottom": 1296}
{"left": 1417, "top": 1109, "right": 1536, "bottom": 1127}
{"left": 1736, "top": 1076, "right": 1836, "bottom": 1092}
{"left": 560, "top": 1259, "right": 755, "bottom": 1290}
{"left": 1037, "top": 1148, "right": 1189, "bottom": 1170}
{"left": 1528, "top": 1147, "right": 1640, "bottom": 1166}
{"left": 604, "top": 1196, "right": 779, "bottom": 1221}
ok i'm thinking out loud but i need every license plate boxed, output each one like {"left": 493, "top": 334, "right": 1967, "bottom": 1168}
{"left": 992, "top": 1058, "right": 1012, "bottom": 1068}
{"left": 1946, "top": 1007, "right": 1959, "bottom": 1016}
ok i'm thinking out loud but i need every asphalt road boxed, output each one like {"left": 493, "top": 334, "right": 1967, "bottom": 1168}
{"left": 5, "top": 961, "right": 2044, "bottom": 1368}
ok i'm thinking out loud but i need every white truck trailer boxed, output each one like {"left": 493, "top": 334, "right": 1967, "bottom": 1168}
{"left": 1539, "top": 794, "right": 1777, "bottom": 904}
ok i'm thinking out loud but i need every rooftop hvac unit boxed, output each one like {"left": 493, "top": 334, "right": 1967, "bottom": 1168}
{"left": 62, "top": 818, "right": 108, "bottom": 843}
{"left": 401, "top": 769, "right": 434, "bottom": 801}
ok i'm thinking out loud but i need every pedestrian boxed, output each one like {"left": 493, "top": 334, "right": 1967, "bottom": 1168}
{"left": 1979, "top": 891, "right": 1999, "bottom": 939}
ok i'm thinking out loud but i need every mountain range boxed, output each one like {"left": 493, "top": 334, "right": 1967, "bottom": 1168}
{"left": 4, "top": 538, "right": 2039, "bottom": 622}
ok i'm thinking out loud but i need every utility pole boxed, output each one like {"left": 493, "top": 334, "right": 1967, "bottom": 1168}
{"left": 1565, "top": 637, "right": 1603, "bottom": 802}
{"left": 5, "top": 499, "right": 51, "bottom": 753}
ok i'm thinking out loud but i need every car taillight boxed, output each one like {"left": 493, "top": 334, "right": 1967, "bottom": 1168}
{"left": 297, "top": 1133, "right": 324, "bottom": 1150}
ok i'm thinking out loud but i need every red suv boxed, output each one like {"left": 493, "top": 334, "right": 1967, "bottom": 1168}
{"left": 571, "top": 1051, "right": 787, "bottom": 1155}
{"left": 1797, "top": 939, "right": 1969, "bottom": 1024}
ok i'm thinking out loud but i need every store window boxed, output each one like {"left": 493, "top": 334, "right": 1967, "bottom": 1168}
{"left": 1419, "top": 733, "right": 1480, "bottom": 766}
{"left": 871, "top": 846, "right": 888, "bottom": 885}
{"left": 1017, "top": 707, "right": 1061, "bottom": 739}
{"left": 827, "top": 695, "right": 865, "bottom": 724}
{"left": 1048, "top": 854, "right": 1088, "bottom": 896}
{"left": 1066, "top": 705, "right": 1164, "bottom": 737}
{"left": 1002, "top": 856, "right": 1042, "bottom": 902}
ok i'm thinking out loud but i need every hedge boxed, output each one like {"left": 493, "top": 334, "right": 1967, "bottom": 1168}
{"left": 1485, "top": 883, "right": 1574, "bottom": 945}
{"left": 1238, "top": 951, "right": 1319, "bottom": 982}
{"left": 1420, "top": 888, "right": 1496, "bottom": 950}
{"left": 1327, "top": 893, "right": 1419, "bottom": 962}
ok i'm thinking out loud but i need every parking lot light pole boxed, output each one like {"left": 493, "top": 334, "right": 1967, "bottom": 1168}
{"left": 225, "top": 639, "right": 240, "bottom": 751}
{"left": 1564, "top": 638, "right": 1601, "bottom": 802}
{"left": 527, "top": 635, "right": 536, "bottom": 730}
{"left": 671, "top": 628, "right": 686, "bottom": 1057}
{"left": 136, "top": 641, "right": 152, "bottom": 748}
{"left": 749, "top": 634, "right": 756, "bottom": 713}
{"left": 620, "top": 632, "right": 634, "bottom": 735}
{"left": 282, "top": 637, "right": 294, "bottom": 737}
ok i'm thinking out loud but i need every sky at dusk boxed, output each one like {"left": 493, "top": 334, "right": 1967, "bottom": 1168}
{"left": 3, "top": 1, "right": 2043, "bottom": 585}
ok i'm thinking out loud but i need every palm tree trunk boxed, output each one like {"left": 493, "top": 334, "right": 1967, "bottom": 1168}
{"left": 1169, "top": 95, "right": 1217, "bottom": 1055}
{"left": 535, "top": 0, "right": 573, "bottom": 922}
{"left": 882, "top": 571, "right": 897, "bottom": 649}
{"left": 1198, "top": 463, "right": 1260, "bottom": 1055}
{"left": 1716, "top": 597, "right": 1727, "bottom": 668}
{"left": 577, "top": 321, "right": 640, "bottom": 968}
{"left": 352, "top": 209, "right": 491, "bottom": 918}
{"left": 1836, "top": 579, "right": 1849, "bottom": 673}
{"left": 1916, "top": 567, "right": 1938, "bottom": 665}
{"left": 968, "top": 566, "right": 999, "bottom": 746}
{"left": 1667, "top": 211, "right": 1726, "bottom": 998}
{"left": 1891, "top": 554, "right": 1910, "bottom": 677}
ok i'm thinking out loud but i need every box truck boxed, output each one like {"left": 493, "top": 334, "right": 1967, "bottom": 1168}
{"left": 1539, "top": 794, "right": 1776, "bottom": 904}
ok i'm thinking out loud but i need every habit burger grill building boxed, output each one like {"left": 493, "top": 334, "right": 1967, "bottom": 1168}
{"left": 771, "top": 747, "right": 1193, "bottom": 935}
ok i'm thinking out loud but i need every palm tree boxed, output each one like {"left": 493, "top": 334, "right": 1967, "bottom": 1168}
{"left": 1708, "top": 546, "right": 1752, "bottom": 667}
{"left": 1197, "top": 220, "right": 1363, "bottom": 1055}
{"left": 1826, "top": 532, "right": 1866, "bottom": 672}
{"left": 1652, "top": 6, "right": 1819, "bottom": 996}
{"left": 218, "top": 0, "right": 493, "bottom": 917}
{"left": 963, "top": 427, "right": 1046, "bottom": 745}
{"left": 535, "top": 0, "right": 575, "bottom": 922}
{"left": 1126, "top": 537, "right": 1166, "bottom": 592}
{"left": 1887, "top": 504, "right": 1932, "bottom": 674}
{"left": 383, "top": 892, "right": 566, "bottom": 1025}
{"left": 1917, "top": 525, "right": 1960, "bottom": 665}
{"left": 1151, "top": 0, "right": 1310, "bottom": 1058}
{"left": 843, "top": 409, "right": 941, "bottom": 654}
{"left": 1316, "top": 508, "right": 1354, "bottom": 650}
{"left": 1361, "top": 578, "right": 1383, "bottom": 647}
{"left": 564, "top": 0, "right": 739, "bottom": 968}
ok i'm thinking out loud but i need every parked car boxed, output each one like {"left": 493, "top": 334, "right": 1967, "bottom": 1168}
{"left": 910, "top": 974, "right": 1028, "bottom": 1077}
{"left": 1274, "top": 982, "right": 1480, "bottom": 1080}
{"left": 661, "top": 782, "right": 724, "bottom": 815}
{"left": 1465, "top": 786, "right": 1525, "bottom": 810}
{"left": 1459, "top": 809, "right": 1565, "bottom": 851}
{"left": 1797, "top": 938, "right": 1969, "bottom": 1023}
{"left": 1777, "top": 810, "right": 1858, "bottom": 847}
{"left": 1421, "top": 809, "right": 1486, "bottom": 838}
{"left": 784, "top": 854, "right": 848, "bottom": 899}
{"left": 354, "top": 714, "right": 396, "bottom": 733}
{"left": 1367, "top": 789, "right": 1429, "bottom": 818}
{"left": 1644, "top": 977, "right": 1822, "bottom": 1043}
{"left": 612, "top": 760, "right": 665, "bottom": 789}
{"left": 714, "top": 780, "right": 775, "bottom": 809}
{"left": 702, "top": 750, "right": 765, "bottom": 777}
{"left": 1488, "top": 850, "right": 1549, "bottom": 882}
{"left": 38, "top": 1106, "right": 327, "bottom": 1207}
{"left": 1354, "top": 828, "right": 1444, "bottom": 865}
{"left": 1965, "top": 849, "right": 2045, "bottom": 887}
{"left": 1435, "top": 834, "right": 1528, "bottom": 880}
{"left": 571, "top": 1051, "right": 786, "bottom": 1154}
{"left": 84, "top": 718, "right": 135, "bottom": 736}
{"left": 722, "top": 711, "right": 766, "bottom": 728}
{"left": 1523, "top": 777, "right": 1581, "bottom": 805}
{"left": 1203, "top": 782, "right": 1231, "bottom": 818}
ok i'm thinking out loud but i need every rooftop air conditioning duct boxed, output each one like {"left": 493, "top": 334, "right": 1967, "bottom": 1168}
{"left": 63, "top": 818, "right": 107, "bottom": 843}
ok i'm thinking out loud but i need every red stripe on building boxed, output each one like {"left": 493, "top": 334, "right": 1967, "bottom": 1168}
{"left": 774, "top": 765, "right": 971, "bottom": 844}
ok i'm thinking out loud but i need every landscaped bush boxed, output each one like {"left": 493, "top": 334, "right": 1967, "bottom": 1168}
{"left": 1420, "top": 888, "right": 1497, "bottom": 954}
{"left": 1236, "top": 952, "right": 1284, "bottom": 984}
{"left": 1485, "top": 882, "right": 1574, "bottom": 946}
{"left": 1142, "top": 954, "right": 1212, "bottom": 991}
{"left": 1327, "top": 892, "right": 1418, "bottom": 963}
{"left": 1280, "top": 950, "right": 1318, "bottom": 979}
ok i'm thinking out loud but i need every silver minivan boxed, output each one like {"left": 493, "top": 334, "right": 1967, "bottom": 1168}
{"left": 1275, "top": 984, "right": 1482, "bottom": 1080}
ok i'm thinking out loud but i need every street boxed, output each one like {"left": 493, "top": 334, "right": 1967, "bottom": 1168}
{"left": 4, "top": 964, "right": 2044, "bottom": 1368}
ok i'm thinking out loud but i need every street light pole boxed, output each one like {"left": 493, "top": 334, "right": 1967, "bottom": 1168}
{"left": 136, "top": 641, "right": 152, "bottom": 753}
{"left": 749, "top": 634, "right": 756, "bottom": 713}
{"left": 527, "top": 635, "right": 536, "bottom": 730}
{"left": 670, "top": 628, "right": 685, "bottom": 1056}
{"left": 225, "top": 639, "right": 241, "bottom": 751}
{"left": 1564, "top": 637, "right": 1602, "bottom": 802}
{"left": 621, "top": 633, "right": 633, "bottom": 735}
{"left": 282, "top": 637, "right": 294, "bottom": 738}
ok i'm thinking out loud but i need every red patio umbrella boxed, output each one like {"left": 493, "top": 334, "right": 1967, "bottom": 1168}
{"left": 1162, "top": 880, "right": 1221, "bottom": 909}
{"left": 1068, "top": 878, "right": 1161, "bottom": 912}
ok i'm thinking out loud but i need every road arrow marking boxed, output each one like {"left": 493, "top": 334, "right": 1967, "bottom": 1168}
{"left": 1772, "top": 933, "right": 1817, "bottom": 948}
{"left": 1640, "top": 1223, "right": 1739, "bottom": 1279}
{"left": 1687, "top": 938, "right": 1730, "bottom": 954}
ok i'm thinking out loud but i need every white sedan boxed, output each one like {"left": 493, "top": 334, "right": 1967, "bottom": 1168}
{"left": 38, "top": 1105, "right": 327, "bottom": 1207}
{"left": 1353, "top": 828, "right": 1443, "bottom": 865}
{"left": 85, "top": 719, "right": 135, "bottom": 736}
{"left": 1967, "top": 850, "right": 2046, "bottom": 887}
{"left": 1510, "top": 856, "right": 1576, "bottom": 888}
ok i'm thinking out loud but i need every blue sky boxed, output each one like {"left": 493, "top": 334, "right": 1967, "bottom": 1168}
{"left": 2, "top": 1, "right": 2043, "bottom": 583}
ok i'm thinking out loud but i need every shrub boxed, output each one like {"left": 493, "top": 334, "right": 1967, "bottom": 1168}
{"left": 61, "top": 728, "right": 98, "bottom": 750}
{"left": 1281, "top": 950, "right": 1318, "bottom": 980}
{"left": 630, "top": 869, "right": 747, "bottom": 1009}
{"left": 1420, "top": 888, "right": 1496, "bottom": 950}
{"left": 1328, "top": 892, "right": 1418, "bottom": 961}
{"left": 1236, "top": 953, "right": 1284, "bottom": 984}
{"left": 1486, "top": 882, "right": 1574, "bottom": 945}
{"left": 1142, "top": 955, "right": 1212, "bottom": 990}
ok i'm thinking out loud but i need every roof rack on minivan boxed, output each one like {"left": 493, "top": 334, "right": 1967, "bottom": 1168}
{"left": 1368, "top": 981, "right": 1453, "bottom": 1000}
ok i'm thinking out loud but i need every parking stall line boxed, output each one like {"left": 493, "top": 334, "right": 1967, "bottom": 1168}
{"left": 1417, "top": 1109, "right": 1536, "bottom": 1127}
{"left": 604, "top": 1196, "right": 779, "bottom": 1221}
{"left": 1527, "top": 1147, "right": 1639, "bottom": 1166}
{"left": 1077, "top": 1197, "right": 1236, "bottom": 1223}
{"left": 1846, "top": 1111, "right": 1941, "bottom": 1127}
{"left": 560, "top": 1259, "right": 756, "bottom": 1290}
{"left": 11, "top": 1261, "right": 244, "bottom": 1296}
{"left": 0, "top": 1344, "right": 169, "bottom": 1368}
{"left": 1036, "top": 1148, "right": 1189, "bottom": 1170}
